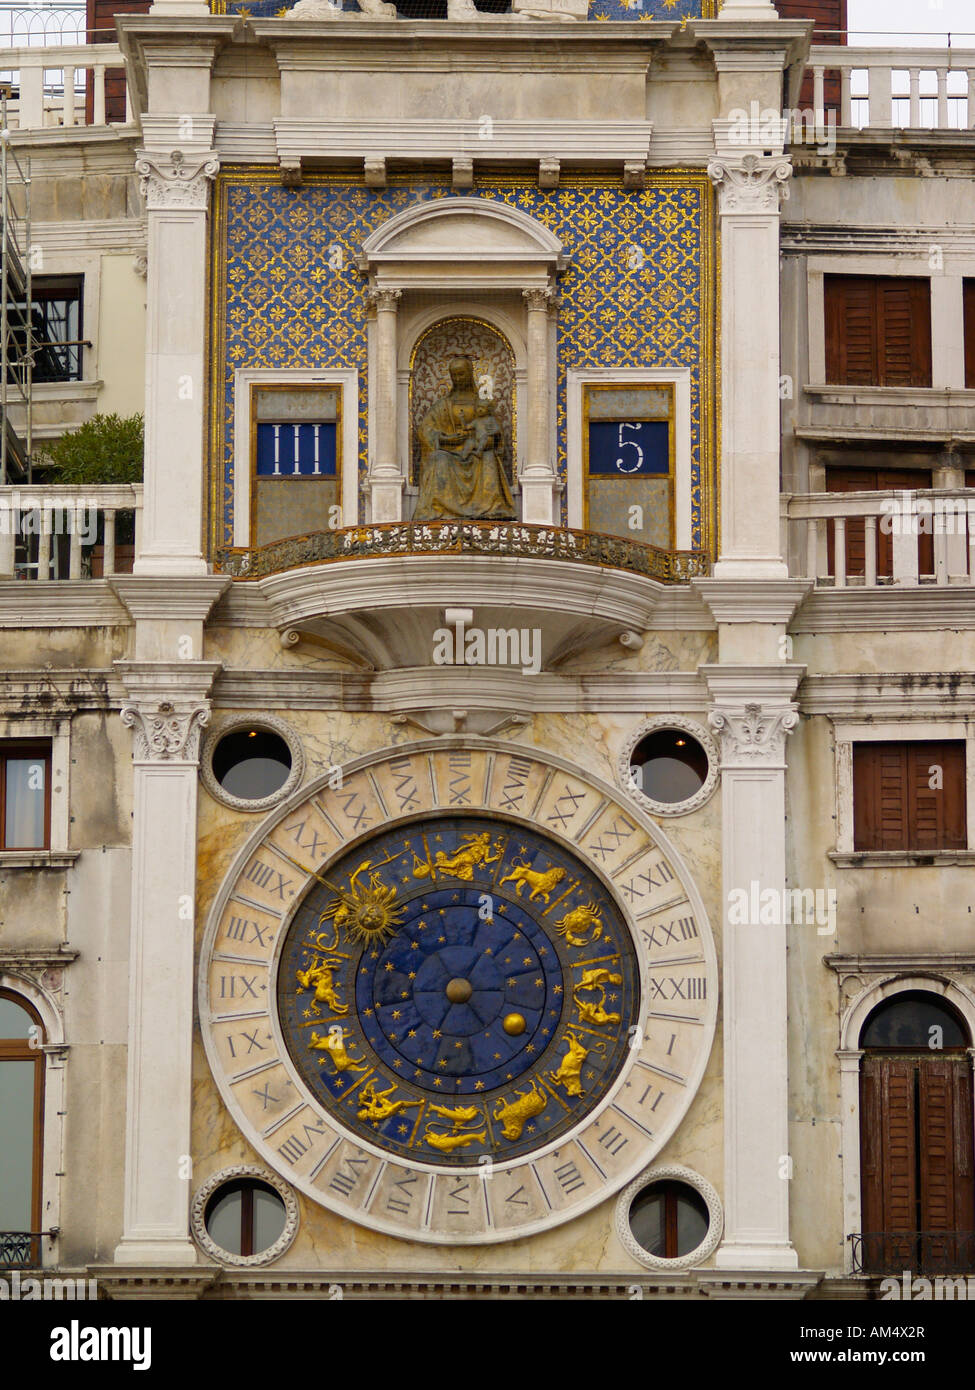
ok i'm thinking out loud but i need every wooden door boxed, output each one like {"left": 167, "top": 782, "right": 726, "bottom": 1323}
{"left": 861, "top": 1054, "right": 975, "bottom": 1273}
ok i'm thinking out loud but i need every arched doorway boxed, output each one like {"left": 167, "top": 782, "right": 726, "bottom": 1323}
{"left": 859, "top": 990, "right": 975, "bottom": 1274}
{"left": 0, "top": 990, "right": 46, "bottom": 1267}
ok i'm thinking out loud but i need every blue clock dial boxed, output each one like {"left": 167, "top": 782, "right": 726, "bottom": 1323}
{"left": 277, "top": 816, "right": 640, "bottom": 1166}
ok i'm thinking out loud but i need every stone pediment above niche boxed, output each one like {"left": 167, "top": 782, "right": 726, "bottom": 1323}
{"left": 358, "top": 197, "right": 568, "bottom": 289}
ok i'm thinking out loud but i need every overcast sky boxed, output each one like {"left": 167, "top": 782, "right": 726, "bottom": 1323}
{"left": 848, "top": 0, "right": 975, "bottom": 46}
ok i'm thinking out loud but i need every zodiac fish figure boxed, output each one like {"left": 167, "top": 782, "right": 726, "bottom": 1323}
{"left": 356, "top": 1081, "right": 422, "bottom": 1125}
{"left": 295, "top": 955, "right": 347, "bottom": 1016}
{"left": 546, "top": 1032, "right": 588, "bottom": 1097}
{"left": 412, "top": 831, "right": 503, "bottom": 883}
{"left": 573, "top": 968, "right": 623, "bottom": 1027}
{"left": 497, "top": 859, "right": 567, "bottom": 903}
{"left": 553, "top": 901, "right": 604, "bottom": 949}
{"left": 493, "top": 1080, "right": 547, "bottom": 1141}
{"left": 308, "top": 1027, "right": 368, "bottom": 1074}
{"left": 319, "top": 858, "right": 404, "bottom": 946}
{"left": 423, "top": 1103, "right": 487, "bottom": 1153}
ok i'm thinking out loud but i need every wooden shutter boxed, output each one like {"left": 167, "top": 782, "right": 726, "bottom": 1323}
{"left": 966, "top": 283, "right": 975, "bottom": 390}
{"left": 773, "top": 0, "right": 846, "bottom": 35}
{"left": 854, "top": 743, "right": 910, "bottom": 851}
{"left": 854, "top": 742, "right": 966, "bottom": 852}
{"left": 85, "top": 0, "right": 150, "bottom": 124}
{"left": 861, "top": 1056, "right": 918, "bottom": 1236}
{"left": 908, "top": 742, "right": 966, "bottom": 851}
{"left": 825, "top": 278, "right": 932, "bottom": 387}
{"left": 918, "top": 1058, "right": 975, "bottom": 1267}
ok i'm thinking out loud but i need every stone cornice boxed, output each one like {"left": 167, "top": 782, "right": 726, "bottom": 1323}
{"left": 799, "top": 673, "right": 975, "bottom": 719}
{"left": 699, "top": 663, "right": 806, "bottom": 705}
{"left": 825, "top": 954, "right": 975, "bottom": 976}
{"left": 212, "top": 666, "right": 711, "bottom": 713}
{"left": 0, "top": 582, "right": 130, "bottom": 628}
{"left": 115, "top": 660, "right": 222, "bottom": 705}
{"left": 790, "top": 587, "right": 975, "bottom": 632}
{"left": 692, "top": 578, "right": 811, "bottom": 626}
{"left": 109, "top": 575, "right": 231, "bottom": 624}
{"left": 0, "top": 670, "right": 124, "bottom": 713}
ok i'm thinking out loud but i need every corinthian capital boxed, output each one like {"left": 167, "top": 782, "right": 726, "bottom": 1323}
{"left": 522, "top": 287, "right": 557, "bottom": 313}
{"left": 136, "top": 149, "right": 220, "bottom": 211}
{"left": 367, "top": 287, "right": 402, "bottom": 312}
{"left": 708, "top": 702, "right": 799, "bottom": 766}
{"left": 121, "top": 700, "right": 211, "bottom": 763}
{"left": 707, "top": 154, "right": 792, "bottom": 214}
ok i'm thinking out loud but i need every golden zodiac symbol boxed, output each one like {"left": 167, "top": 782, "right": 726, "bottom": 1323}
{"left": 319, "top": 857, "right": 405, "bottom": 946}
{"left": 356, "top": 1081, "right": 422, "bottom": 1125}
{"left": 493, "top": 1080, "right": 547, "bottom": 1141}
{"left": 412, "top": 831, "right": 503, "bottom": 883}
{"left": 308, "top": 1027, "right": 368, "bottom": 1073}
{"left": 423, "top": 1102, "right": 487, "bottom": 1153}
{"left": 497, "top": 859, "right": 566, "bottom": 902}
{"left": 546, "top": 1031, "right": 588, "bottom": 1097}
{"left": 572, "top": 968, "right": 623, "bottom": 1027}
{"left": 553, "top": 901, "right": 604, "bottom": 949}
{"left": 295, "top": 955, "right": 347, "bottom": 1016}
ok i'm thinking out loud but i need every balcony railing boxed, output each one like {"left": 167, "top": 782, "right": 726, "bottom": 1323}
{"left": 0, "top": 1229, "right": 57, "bottom": 1267}
{"left": 215, "top": 521, "right": 710, "bottom": 584}
{"left": 784, "top": 489, "right": 975, "bottom": 588}
{"left": 850, "top": 1231, "right": 975, "bottom": 1276}
{"left": 0, "top": 482, "right": 142, "bottom": 579}
{"left": 0, "top": 41, "right": 128, "bottom": 129}
{"left": 806, "top": 46, "right": 975, "bottom": 132}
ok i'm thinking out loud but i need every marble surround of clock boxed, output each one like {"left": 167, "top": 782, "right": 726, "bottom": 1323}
{"left": 199, "top": 741, "right": 717, "bottom": 1244}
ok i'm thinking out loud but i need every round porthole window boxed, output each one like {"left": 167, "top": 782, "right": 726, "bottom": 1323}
{"left": 201, "top": 716, "right": 304, "bottom": 812}
{"left": 192, "top": 1166, "right": 298, "bottom": 1267}
{"left": 615, "top": 1165, "right": 723, "bottom": 1270}
{"left": 619, "top": 717, "right": 719, "bottom": 817}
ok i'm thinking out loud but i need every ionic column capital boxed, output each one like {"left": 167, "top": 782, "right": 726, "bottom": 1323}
{"left": 708, "top": 701, "right": 799, "bottom": 767}
{"left": 121, "top": 700, "right": 211, "bottom": 763}
{"left": 367, "top": 287, "right": 403, "bottom": 313}
{"left": 522, "top": 286, "right": 558, "bottom": 313}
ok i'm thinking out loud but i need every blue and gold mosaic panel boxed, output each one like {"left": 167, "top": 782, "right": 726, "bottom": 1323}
{"left": 210, "top": 172, "right": 716, "bottom": 553}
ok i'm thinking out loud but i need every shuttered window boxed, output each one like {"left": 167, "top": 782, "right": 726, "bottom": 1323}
{"left": 825, "top": 276, "right": 932, "bottom": 387}
{"left": 965, "top": 281, "right": 975, "bottom": 390}
{"left": 853, "top": 741, "right": 966, "bottom": 852}
{"left": 825, "top": 466, "right": 933, "bottom": 579}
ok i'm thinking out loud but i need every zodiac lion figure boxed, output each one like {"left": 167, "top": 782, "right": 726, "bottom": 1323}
{"left": 498, "top": 859, "right": 567, "bottom": 902}
{"left": 553, "top": 901, "right": 603, "bottom": 949}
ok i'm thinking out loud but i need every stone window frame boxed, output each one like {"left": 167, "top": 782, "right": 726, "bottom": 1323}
{"left": 618, "top": 715, "right": 720, "bottom": 818}
{"left": 232, "top": 368, "right": 359, "bottom": 546}
{"left": 830, "top": 717, "right": 975, "bottom": 866}
{"left": 0, "top": 717, "right": 74, "bottom": 868}
{"left": 615, "top": 1163, "right": 724, "bottom": 1271}
{"left": 190, "top": 1164, "right": 299, "bottom": 1268}
{"left": 565, "top": 366, "right": 693, "bottom": 548}
{"left": 199, "top": 713, "right": 305, "bottom": 814}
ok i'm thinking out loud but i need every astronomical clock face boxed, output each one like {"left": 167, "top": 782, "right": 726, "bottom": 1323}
{"left": 200, "top": 742, "right": 717, "bottom": 1244}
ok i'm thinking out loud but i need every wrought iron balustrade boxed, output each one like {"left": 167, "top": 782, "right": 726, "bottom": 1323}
{"left": 0, "top": 1229, "right": 58, "bottom": 1266}
{"left": 215, "top": 520, "right": 709, "bottom": 584}
{"left": 850, "top": 1231, "right": 975, "bottom": 1276}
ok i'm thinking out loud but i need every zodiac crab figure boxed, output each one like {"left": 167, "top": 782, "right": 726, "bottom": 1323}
{"left": 553, "top": 901, "right": 604, "bottom": 949}
{"left": 319, "top": 858, "right": 405, "bottom": 946}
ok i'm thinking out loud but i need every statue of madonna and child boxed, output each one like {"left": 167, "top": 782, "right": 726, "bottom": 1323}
{"left": 413, "top": 357, "right": 516, "bottom": 522}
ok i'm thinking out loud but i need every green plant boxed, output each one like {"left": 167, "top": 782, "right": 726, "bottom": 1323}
{"left": 40, "top": 412, "right": 144, "bottom": 485}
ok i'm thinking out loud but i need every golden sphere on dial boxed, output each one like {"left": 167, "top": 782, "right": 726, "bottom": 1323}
{"left": 503, "top": 1012, "right": 527, "bottom": 1036}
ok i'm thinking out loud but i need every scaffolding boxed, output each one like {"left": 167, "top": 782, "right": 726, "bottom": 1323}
{"left": 0, "top": 87, "right": 31, "bottom": 486}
